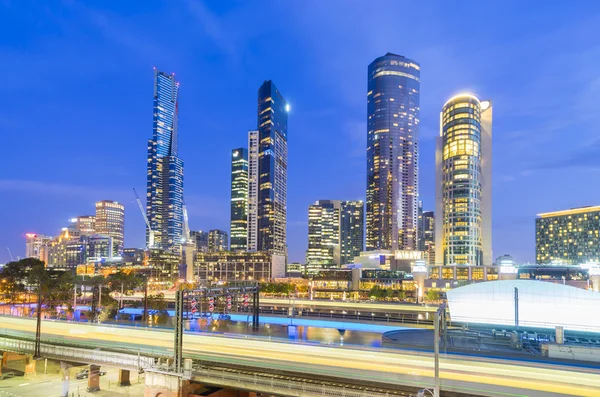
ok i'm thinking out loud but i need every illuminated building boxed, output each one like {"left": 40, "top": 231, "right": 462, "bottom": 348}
{"left": 25, "top": 234, "right": 53, "bottom": 260}
{"left": 536, "top": 205, "right": 600, "bottom": 265}
{"left": 208, "top": 229, "right": 228, "bottom": 252}
{"left": 256, "top": 81, "right": 288, "bottom": 256}
{"left": 306, "top": 200, "right": 364, "bottom": 272}
{"left": 190, "top": 230, "right": 208, "bottom": 252}
{"left": 340, "top": 201, "right": 364, "bottom": 264}
{"left": 194, "top": 251, "right": 285, "bottom": 282}
{"left": 366, "top": 53, "right": 420, "bottom": 252}
{"left": 306, "top": 201, "right": 341, "bottom": 270}
{"left": 435, "top": 94, "right": 492, "bottom": 266}
{"left": 147, "top": 69, "right": 184, "bottom": 253}
{"left": 75, "top": 215, "right": 96, "bottom": 235}
{"left": 230, "top": 148, "right": 248, "bottom": 251}
{"left": 95, "top": 200, "right": 124, "bottom": 255}
{"left": 247, "top": 130, "right": 259, "bottom": 251}
{"left": 417, "top": 203, "right": 435, "bottom": 265}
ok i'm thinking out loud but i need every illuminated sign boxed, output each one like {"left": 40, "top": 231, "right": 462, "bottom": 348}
{"left": 395, "top": 250, "right": 423, "bottom": 260}
{"left": 25, "top": 233, "right": 37, "bottom": 239}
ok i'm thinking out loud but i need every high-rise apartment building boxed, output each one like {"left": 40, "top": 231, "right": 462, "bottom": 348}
{"left": 208, "top": 229, "right": 229, "bottom": 252}
{"left": 536, "top": 206, "right": 600, "bottom": 265}
{"left": 306, "top": 200, "right": 364, "bottom": 270}
{"left": 247, "top": 130, "right": 259, "bottom": 251}
{"left": 230, "top": 148, "right": 248, "bottom": 251}
{"left": 366, "top": 53, "right": 420, "bottom": 252}
{"left": 95, "top": 200, "right": 124, "bottom": 255}
{"left": 75, "top": 216, "right": 96, "bottom": 235}
{"left": 256, "top": 81, "right": 288, "bottom": 256}
{"left": 190, "top": 230, "right": 209, "bottom": 252}
{"left": 25, "top": 233, "right": 53, "bottom": 260}
{"left": 147, "top": 69, "right": 184, "bottom": 253}
{"left": 417, "top": 204, "right": 435, "bottom": 266}
{"left": 340, "top": 200, "right": 364, "bottom": 265}
{"left": 435, "top": 94, "right": 492, "bottom": 266}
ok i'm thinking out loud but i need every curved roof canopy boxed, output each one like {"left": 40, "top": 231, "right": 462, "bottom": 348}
{"left": 446, "top": 280, "right": 600, "bottom": 332}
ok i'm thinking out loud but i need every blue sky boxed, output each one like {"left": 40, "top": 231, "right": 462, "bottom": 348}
{"left": 1, "top": 1, "right": 600, "bottom": 264}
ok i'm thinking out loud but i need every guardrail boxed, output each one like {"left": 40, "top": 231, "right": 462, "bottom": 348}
{"left": 0, "top": 336, "right": 156, "bottom": 371}
{"left": 190, "top": 365, "right": 406, "bottom": 397}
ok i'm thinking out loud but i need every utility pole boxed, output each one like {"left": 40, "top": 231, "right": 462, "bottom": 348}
{"left": 34, "top": 282, "right": 42, "bottom": 359}
{"left": 514, "top": 287, "right": 519, "bottom": 329}
{"left": 143, "top": 277, "right": 148, "bottom": 324}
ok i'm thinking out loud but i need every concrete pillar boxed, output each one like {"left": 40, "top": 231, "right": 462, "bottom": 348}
{"left": 591, "top": 275, "right": 600, "bottom": 293}
{"left": 118, "top": 369, "right": 131, "bottom": 386}
{"left": 144, "top": 369, "right": 190, "bottom": 397}
{"left": 87, "top": 364, "right": 101, "bottom": 392}
{"left": 24, "top": 354, "right": 37, "bottom": 375}
{"left": 60, "top": 361, "right": 71, "bottom": 397}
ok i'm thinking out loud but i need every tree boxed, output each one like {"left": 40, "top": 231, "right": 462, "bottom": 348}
{"left": 425, "top": 289, "right": 441, "bottom": 302}
{"left": 147, "top": 293, "right": 169, "bottom": 325}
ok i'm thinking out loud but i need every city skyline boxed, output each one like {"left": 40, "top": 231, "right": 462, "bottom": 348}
{"left": 2, "top": 2, "right": 600, "bottom": 264}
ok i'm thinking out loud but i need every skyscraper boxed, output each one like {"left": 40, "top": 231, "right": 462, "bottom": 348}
{"left": 306, "top": 200, "right": 364, "bottom": 270}
{"left": 147, "top": 69, "right": 184, "bottom": 253}
{"left": 366, "top": 53, "right": 420, "bottom": 252}
{"left": 536, "top": 206, "right": 600, "bottom": 265}
{"left": 306, "top": 200, "right": 340, "bottom": 269}
{"left": 208, "top": 229, "right": 229, "bottom": 252}
{"left": 75, "top": 215, "right": 96, "bottom": 236}
{"left": 435, "top": 94, "right": 492, "bottom": 266}
{"left": 95, "top": 200, "right": 124, "bottom": 255}
{"left": 417, "top": 204, "right": 435, "bottom": 266}
{"left": 230, "top": 148, "right": 248, "bottom": 251}
{"left": 256, "top": 81, "right": 288, "bottom": 256}
{"left": 247, "top": 130, "right": 259, "bottom": 251}
{"left": 340, "top": 200, "right": 364, "bottom": 265}
{"left": 190, "top": 230, "right": 209, "bottom": 252}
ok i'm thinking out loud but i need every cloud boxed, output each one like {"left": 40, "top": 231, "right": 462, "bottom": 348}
{"left": 185, "top": 0, "right": 237, "bottom": 58}
{"left": 530, "top": 139, "right": 600, "bottom": 172}
{"left": 0, "top": 180, "right": 112, "bottom": 197}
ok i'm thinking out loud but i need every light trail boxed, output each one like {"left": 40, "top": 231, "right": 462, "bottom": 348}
{"left": 2, "top": 316, "right": 599, "bottom": 396}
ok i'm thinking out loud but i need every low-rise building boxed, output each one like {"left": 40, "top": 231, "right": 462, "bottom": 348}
{"left": 194, "top": 251, "right": 285, "bottom": 283}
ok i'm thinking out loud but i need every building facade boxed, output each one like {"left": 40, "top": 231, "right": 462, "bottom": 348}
{"left": 194, "top": 251, "right": 284, "bottom": 282}
{"left": 435, "top": 94, "right": 492, "bottom": 266}
{"left": 147, "top": 69, "right": 184, "bottom": 253}
{"left": 536, "top": 206, "right": 600, "bottom": 265}
{"left": 306, "top": 200, "right": 364, "bottom": 271}
{"left": 256, "top": 81, "right": 288, "bottom": 256}
{"left": 190, "top": 230, "right": 209, "bottom": 252}
{"left": 417, "top": 205, "right": 435, "bottom": 266}
{"left": 366, "top": 53, "right": 420, "bottom": 252}
{"left": 25, "top": 234, "right": 53, "bottom": 260}
{"left": 75, "top": 216, "right": 96, "bottom": 235}
{"left": 95, "top": 200, "right": 124, "bottom": 255}
{"left": 208, "top": 229, "right": 229, "bottom": 252}
{"left": 247, "top": 130, "right": 259, "bottom": 251}
{"left": 230, "top": 148, "right": 249, "bottom": 251}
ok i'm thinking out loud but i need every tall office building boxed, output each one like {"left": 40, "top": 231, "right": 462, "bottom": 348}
{"left": 536, "top": 206, "right": 600, "bottom": 265}
{"left": 208, "top": 229, "right": 229, "bottom": 252}
{"left": 256, "top": 81, "right": 288, "bottom": 256}
{"left": 190, "top": 230, "right": 209, "bottom": 252}
{"left": 146, "top": 69, "right": 184, "bottom": 253}
{"left": 25, "top": 233, "right": 53, "bottom": 260}
{"left": 435, "top": 94, "right": 492, "bottom": 266}
{"left": 75, "top": 216, "right": 96, "bottom": 235}
{"left": 95, "top": 200, "right": 124, "bottom": 255}
{"left": 366, "top": 53, "right": 420, "bottom": 252}
{"left": 417, "top": 205, "right": 435, "bottom": 266}
{"left": 230, "top": 148, "right": 249, "bottom": 251}
{"left": 247, "top": 130, "right": 259, "bottom": 251}
{"left": 306, "top": 201, "right": 341, "bottom": 269}
{"left": 306, "top": 200, "right": 364, "bottom": 270}
{"left": 340, "top": 200, "right": 364, "bottom": 265}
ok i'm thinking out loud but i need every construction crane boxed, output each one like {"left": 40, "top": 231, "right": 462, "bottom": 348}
{"left": 133, "top": 188, "right": 155, "bottom": 249}
{"left": 6, "top": 247, "right": 14, "bottom": 261}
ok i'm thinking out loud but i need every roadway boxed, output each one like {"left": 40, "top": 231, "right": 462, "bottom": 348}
{"left": 2, "top": 316, "right": 599, "bottom": 397}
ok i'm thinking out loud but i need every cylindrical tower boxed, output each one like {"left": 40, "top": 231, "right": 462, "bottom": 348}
{"left": 438, "top": 94, "right": 485, "bottom": 265}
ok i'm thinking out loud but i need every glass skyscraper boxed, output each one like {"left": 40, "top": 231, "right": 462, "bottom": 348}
{"left": 146, "top": 69, "right": 184, "bottom": 253}
{"left": 435, "top": 94, "right": 492, "bottom": 266}
{"left": 230, "top": 148, "right": 248, "bottom": 251}
{"left": 256, "top": 81, "right": 288, "bottom": 256}
{"left": 366, "top": 53, "right": 420, "bottom": 252}
{"left": 95, "top": 200, "right": 124, "bottom": 255}
{"left": 247, "top": 130, "right": 259, "bottom": 251}
{"left": 306, "top": 200, "right": 364, "bottom": 270}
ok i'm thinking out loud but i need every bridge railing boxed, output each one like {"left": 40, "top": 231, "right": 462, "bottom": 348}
{"left": 0, "top": 336, "right": 156, "bottom": 371}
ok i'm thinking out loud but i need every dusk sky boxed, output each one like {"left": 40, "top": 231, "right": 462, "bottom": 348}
{"left": 2, "top": 1, "right": 600, "bottom": 264}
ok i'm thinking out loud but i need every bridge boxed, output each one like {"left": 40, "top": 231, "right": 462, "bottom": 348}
{"left": 1, "top": 316, "right": 599, "bottom": 397}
